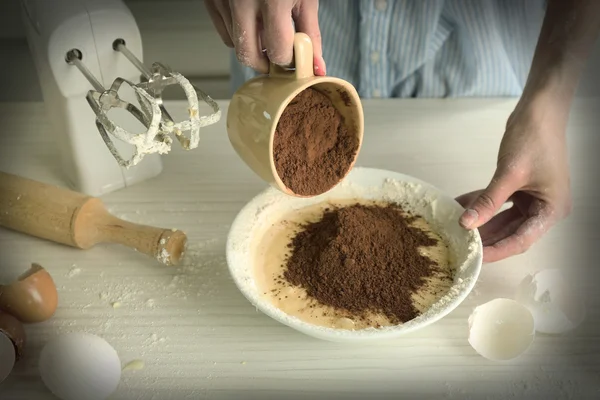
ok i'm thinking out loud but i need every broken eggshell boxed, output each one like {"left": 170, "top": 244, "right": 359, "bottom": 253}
{"left": 515, "top": 269, "right": 586, "bottom": 335}
{"left": 468, "top": 298, "right": 535, "bottom": 361}
{"left": 0, "top": 263, "right": 58, "bottom": 323}
{"left": 0, "top": 311, "right": 26, "bottom": 383}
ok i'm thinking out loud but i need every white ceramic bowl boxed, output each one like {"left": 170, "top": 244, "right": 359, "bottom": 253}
{"left": 226, "top": 167, "right": 483, "bottom": 342}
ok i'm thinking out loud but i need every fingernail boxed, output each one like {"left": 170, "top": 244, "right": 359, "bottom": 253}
{"left": 460, "top": 209, "right": 479, "bottom": 229}
{"left": 313, "top": 56, "right": 326, "bottom": 76}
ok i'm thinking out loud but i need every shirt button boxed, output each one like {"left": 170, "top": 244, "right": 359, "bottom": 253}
{"left": 370, "top": 51, "right": 380, "bottom": 64}
{"left": 375, "top": 0, "right": 387, "bottom": 11}
{"left": 372, "top": 89, "right": 382, "bottom": 98}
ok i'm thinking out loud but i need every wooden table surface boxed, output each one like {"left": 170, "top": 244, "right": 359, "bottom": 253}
{"left": 0, "top": 99, "right": 598, "bottom": 399}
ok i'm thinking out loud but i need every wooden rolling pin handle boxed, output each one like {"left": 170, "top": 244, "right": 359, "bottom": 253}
{"left": 74, "top": 198, "right": 187, "bottom": 266}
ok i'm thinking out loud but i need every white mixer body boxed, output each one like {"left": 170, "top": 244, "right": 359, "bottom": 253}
{"left": 20, "top": 0, "right": 163, "bottom": 196}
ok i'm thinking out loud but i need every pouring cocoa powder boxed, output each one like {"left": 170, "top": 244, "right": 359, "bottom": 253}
{"left": 273, "top": 87, "right": 359, "bottom": 196}
{"left": 283, "top": 203, "right": 449, "bottom": 324}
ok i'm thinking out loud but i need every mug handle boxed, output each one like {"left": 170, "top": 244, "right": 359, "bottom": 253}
{"left": 269, "top": 32, "right": 314, "bottom": 80}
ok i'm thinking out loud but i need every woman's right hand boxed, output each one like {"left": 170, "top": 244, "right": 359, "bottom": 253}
{"left": 203, "top": 0, "right": 325, "bottom": 75}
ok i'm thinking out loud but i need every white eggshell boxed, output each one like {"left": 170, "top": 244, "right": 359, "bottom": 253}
{"left": 0, "top": 332, "right": 16, "bottom": 383}
{"left": 515, "top": 269, "right": 586, "bottom": 334}
{"left": 39, "top": 333, "right": 121, "bottom": 400}
{"left": 468, "top": 298, "right": 535, "bottom": 361}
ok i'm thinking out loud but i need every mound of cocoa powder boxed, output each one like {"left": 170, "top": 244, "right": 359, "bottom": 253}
{"left": 283, "top": 203, "right": 446, "bottom": 324}
{"left": 273, "top": 87, "right": 359, "bottom": 196}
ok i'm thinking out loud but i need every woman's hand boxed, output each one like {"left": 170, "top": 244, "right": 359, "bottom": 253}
{"left": 456, "top": 95, "right": 572, "bottom": 263}
{"left": 203, "top": 0, "right": 325, "bottom": 75}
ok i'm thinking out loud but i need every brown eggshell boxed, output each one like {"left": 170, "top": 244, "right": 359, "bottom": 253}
{"left": 0, "top": 263, "right": 58, "bottom": 323}
{"left": 0, "top": 310, "right": 26, "bottom": 360}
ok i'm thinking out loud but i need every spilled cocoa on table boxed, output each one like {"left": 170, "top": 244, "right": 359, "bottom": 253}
{"left": 283, "top": 203, "right": 449, "bottom": 324}
{"left": 273, "top": 87, "right": 359, "bottom": 196}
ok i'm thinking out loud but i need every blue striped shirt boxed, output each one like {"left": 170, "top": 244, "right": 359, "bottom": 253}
{"left": 230, "top": 0, "right": 546, "bottom": 98}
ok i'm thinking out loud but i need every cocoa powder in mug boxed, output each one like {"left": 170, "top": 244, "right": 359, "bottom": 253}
{"left": 283, "top": 203, "right": 445, "bottom": 324}
{"left": 273, "top": 87, "right": 359, "bottom": 196}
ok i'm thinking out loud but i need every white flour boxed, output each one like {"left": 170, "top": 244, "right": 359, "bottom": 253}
{"left": 66, "top": 265, "right": 81, "bottom": 278}
{"left": 47, "top": 236, "right": 225, "bottom": 364}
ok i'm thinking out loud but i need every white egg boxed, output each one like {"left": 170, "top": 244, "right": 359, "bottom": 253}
{"left": 468, "top": 298, "right": 535, "bottom": 361}
{"left": 39, "top": 333, "right": 121, "bottom": 400}
{"left": 515, "top": 269, "right": 586, "bottom": 335}
{"left": 0, "top": 332, "right": 16, "bottom": 383}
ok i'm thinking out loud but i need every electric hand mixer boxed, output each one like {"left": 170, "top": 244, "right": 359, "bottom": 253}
{"left": 20, "top": 0, "right": 221, "bottom": 196}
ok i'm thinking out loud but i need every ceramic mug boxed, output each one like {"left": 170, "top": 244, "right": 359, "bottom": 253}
{"left": 227, "top": 32, "right": 364, "bottom": 197}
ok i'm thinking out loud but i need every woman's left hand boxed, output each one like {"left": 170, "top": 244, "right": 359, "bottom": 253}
{"left": 455, "top": 95, "right": 573, "bottom": 263}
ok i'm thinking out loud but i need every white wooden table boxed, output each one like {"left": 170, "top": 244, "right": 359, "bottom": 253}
{"left": 0, "top": 99, "right": 598, "bottom": 399}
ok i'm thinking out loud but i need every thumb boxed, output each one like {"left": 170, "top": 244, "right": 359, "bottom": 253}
{"left": 459, "top": 169, "right": 520, "bottom": 230}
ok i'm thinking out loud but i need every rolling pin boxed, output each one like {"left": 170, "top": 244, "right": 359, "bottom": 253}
{"left": 0, "top": 172, "right": 187, "bottom": 266}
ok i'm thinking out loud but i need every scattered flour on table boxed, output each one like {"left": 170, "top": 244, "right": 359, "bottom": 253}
{"left": 68, "top": 238, "right": 225, "bottom": 308}
{"left": 66, "top": 265, "right": 81, "bottom": 278}
{"left": 45, "top": 236, "right": 226, "bottom": 363}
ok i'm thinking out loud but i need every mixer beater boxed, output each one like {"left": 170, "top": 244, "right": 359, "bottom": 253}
{"left": 65, "top": 40, "right": 220, "bottom": 169}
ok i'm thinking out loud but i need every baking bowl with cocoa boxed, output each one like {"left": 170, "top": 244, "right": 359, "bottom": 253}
{"left": 226, "top": 167, "right": 483, "bottom": 342}
{"left": 227, "top": 32, "right": 364, "bottom": 198}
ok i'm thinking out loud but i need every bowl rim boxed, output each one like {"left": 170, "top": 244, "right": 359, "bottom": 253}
{"left": 226, "top": 166, "right": 483, "bottom": 341}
